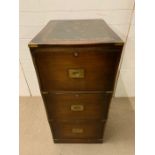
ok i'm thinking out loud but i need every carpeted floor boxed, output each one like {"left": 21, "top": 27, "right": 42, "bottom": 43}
{"left": 19, "top": 97, "right": 135, "bottom": 155}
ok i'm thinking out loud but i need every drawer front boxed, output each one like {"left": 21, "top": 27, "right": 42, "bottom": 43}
{"left": 50, "top": 121, "right": 105, "bottom": 139}
{"left": 44, "top": 93, "right": 112, "bottom": 120}
{"left": 33, "top": 46, "right": 121, "bottom": 91}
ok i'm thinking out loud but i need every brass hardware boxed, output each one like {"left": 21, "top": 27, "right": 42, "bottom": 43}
{"left": 75, "top": 94, "right": 79, "bottom": 97}
{"left": 71, "top": 105, "right": 84, "bottom": 111}
{"left": 72, "top": 128, "right": 83, "bottom": 133}
{"left": 42, "top": 91, "right": 48, "bottom": 94}
{"left": 68, "top": 69, "right": 85, "bottom": 78}
{"left": 73, "top": 52, "right": 79, "bottom": 57}
{"left": 29, "top": 44, "right": 38, "bottom": 48}
{"left": 114, "top": 43, "right": 123, "bottom": 46}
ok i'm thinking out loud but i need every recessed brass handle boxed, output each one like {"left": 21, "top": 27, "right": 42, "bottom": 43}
{"left": 68, "top": 69, "right": 85, "bottom": 78}
{"left": 71, "top": 105, "right": 84, "bottom": 111}
{"left": 72, "top": 128, "right": 83, "bottom": 133}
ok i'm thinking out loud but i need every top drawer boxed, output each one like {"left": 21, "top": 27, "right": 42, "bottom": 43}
{"left": 32, "top": 45, "right": 122, "bottom": 91}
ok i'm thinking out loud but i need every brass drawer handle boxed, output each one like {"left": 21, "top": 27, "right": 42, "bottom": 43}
{"left": 71, "top": 105, "right": 84, "bottom": 111}
{"left": 72, "top": 128, "right": 83, "bottom": 133}
{"left": 68, "top": 69, "right": 85, "bottom": 78}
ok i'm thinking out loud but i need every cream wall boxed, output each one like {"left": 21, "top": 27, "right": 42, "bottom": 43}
{"left": 19, "top": 0, "right": 135, "bottom": 97}
{"left": 115, "top": 11, "right": 135, "bottom": 96}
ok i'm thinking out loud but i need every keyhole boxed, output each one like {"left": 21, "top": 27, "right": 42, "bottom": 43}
{"left": 75, "top": 94, "right": 79, "bottom": 97}
{"left": 73, "top": 52, "right": 79, "bottom": 57}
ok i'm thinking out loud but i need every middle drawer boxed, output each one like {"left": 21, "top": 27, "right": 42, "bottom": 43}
{"left": 43, "top": 92, "right": 112, "bottom": 121}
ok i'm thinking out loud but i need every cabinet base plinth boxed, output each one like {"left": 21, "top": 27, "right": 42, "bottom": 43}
{"left": 53, "top": 139, "right": 103, "bottom": 143}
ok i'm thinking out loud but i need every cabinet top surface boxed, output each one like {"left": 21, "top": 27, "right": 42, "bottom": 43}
{"left": 29, "top": 19, "right": 123, "bottom": 45}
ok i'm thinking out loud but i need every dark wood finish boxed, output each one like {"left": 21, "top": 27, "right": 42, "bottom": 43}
{"left": 54, "top": 139, "right": 103, "bottom": 143}
{"left": 29, "top": 19, "right": 124, "bottom": 143}
{"left": 50, "top": 121, "right": 105, "bottom": 140}
{"left": 29, "top": 19, "right": 123, "bottom": 45}
{"left": 33, "top": 46, "right": 122, "bottom": 91}
{"left": 44, "top": 93, "right": 112, "bottom": 121}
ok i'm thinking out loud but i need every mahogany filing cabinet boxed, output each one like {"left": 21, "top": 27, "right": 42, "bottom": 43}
{"left": 28, "top": 19, "right": 124, "bottom": 143}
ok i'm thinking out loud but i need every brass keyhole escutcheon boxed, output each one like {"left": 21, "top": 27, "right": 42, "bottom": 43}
{"left": 73, "top": 52, "right": 79, "bottom": 57}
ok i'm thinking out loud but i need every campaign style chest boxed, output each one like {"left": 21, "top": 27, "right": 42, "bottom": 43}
{"left": 29, "top": 19, "right": 124, "bottom": 143}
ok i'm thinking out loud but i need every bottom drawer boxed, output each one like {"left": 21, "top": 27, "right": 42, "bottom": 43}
{"left": 50, "top": 121, "right": 106, "bottom": 141}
